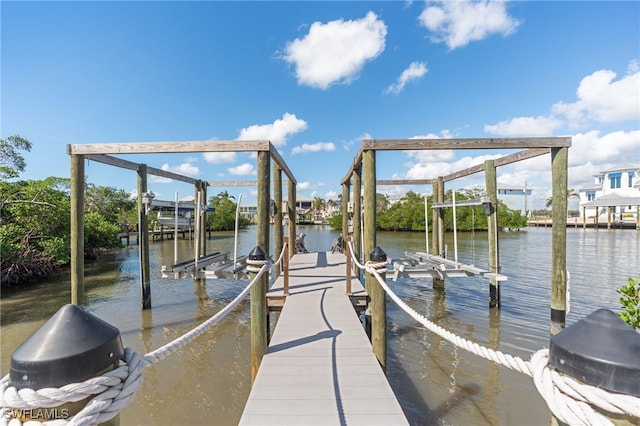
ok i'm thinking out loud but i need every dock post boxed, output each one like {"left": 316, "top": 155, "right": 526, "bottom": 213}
{"left": 485, "top": 160, "right": 500, "bottom": 308}
{"left": 70, "top": 154, "right": 84, "bottom": 305}
{"left": 249, "top": 246, "right": 268, "bottom": 383}
{"left": 370, "top": 247, "right": 387, "bottom": 371}
{"left": 287, "top": 179, "right": 296, "bottom": 259}
{"left": 283, "top": 237, "right": 289, "bottom": 295}
{"left": 436, "top": 177, "right": 445, "bottom": 257}
{"left": 346, "top": 236, "right": 352, "bottom": 295}
{"left": 548, "top": 309, "right": 640, "bottom": 424}
{"left": 550, "top": 147, "right": 568, "bottom": 336}
{"left": 362, "top": 149, "right": 376, "bottom": 345}
{"left": 353, "top": 164, "right": 362, "bottom": 280}
{"left": 274, "top": 167, "right": 283, "bottom": 278}
{"left": 430, "top": 180, "right": 439, "bottom": 256}
{"left": 341, "top": 181, "right": 350, "bottom": 251}
{"left": 7, "top": 304, "right": 124, "bottom": 425}
{"left": 138, "top": 164, "right": 152, "bottom": 310}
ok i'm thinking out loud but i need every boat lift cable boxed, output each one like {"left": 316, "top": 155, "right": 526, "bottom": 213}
{"left": 0, "top": 243, "right": 291, "bottom": 426}
{"left": 346, "top": 240, "right": 640, "bottom": 426}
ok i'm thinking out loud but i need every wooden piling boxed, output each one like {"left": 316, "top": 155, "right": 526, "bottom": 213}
{"left": 283, "top": 236, "right": 289, "bottom": 295}
{"left": 363, "top": 149, "right": 386, "bottom": 370}
{"left": 250, "top": 151, "right": 270, "bottom": 381}
{"left": 346, "top": 236, "right": 352, "bottom": 295}
{"left": 287, "top": 179, "right": 296, "bottom": 259}
{"left": 70, "top": 154, "right": 84, "bottom": 305}
{"left": 341, "top": 181, "right": 350, "bottom": 247}
{"left": 138, "top": 164, "right": 151, "bottom": 310}
{"left": 353, "top": 164, "right": 362, "bottom": 279}
{"left": 550, "top": 147, "right": 568, "bottom": 336}
{"left": 436, "top": 177, "right": 445, "bottom": 257}
{"left": 431, "top": 180, "right": 439, "bottom": 256}
{"left": 485, "top": 160, "right": 500, "bottom": 308}
{"left": 273, "top": 167, "right": 283, "bottom": 277}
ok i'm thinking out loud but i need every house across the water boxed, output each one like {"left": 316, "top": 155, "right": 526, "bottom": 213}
{"left": 577, "top": 164, "right": 640, "bottom": 227}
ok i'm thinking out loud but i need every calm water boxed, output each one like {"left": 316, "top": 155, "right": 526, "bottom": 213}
{"left": 1, "top": 226, "right": 638, "bottom": 425}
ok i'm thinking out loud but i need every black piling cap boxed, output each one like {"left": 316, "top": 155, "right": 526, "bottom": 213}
{"left": 549, "top": 309, "right": 640, "bottom": 397}
{"left": 369, "top": 246, "right": 387, "bottom": 262}
{"left": 10, "top": 304, "right": 124, "bottom": 390}
{"left": 248, "top": 246, "right": 266, "bottom": 261}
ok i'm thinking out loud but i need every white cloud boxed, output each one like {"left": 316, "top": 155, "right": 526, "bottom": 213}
{"left": 238, "top": 113, "right": 308, "bottom": 147}
{"left": 228, "top": 163, "right": 256, "bottom": 176}
{"left": 568, "top": 130, "right": 640, "bottom": 167}
{"left": 404, "top": 153, "right": 502, "bottom": 180}
{"left": 149, "top": 161, "right": 201, "bottom": 183}
{"left": 552, "top": 68, "right": 640, "bottom": 126}
{"left": 418, "top": 0, "right": 520, "bottom": 49}
{"left": 282, "top": 11, "right": 387, "bottom": 89}
{"left": 404, "top": 130, "right": 455, "bottom": 162}
{"left": 203, "top": 151, "right": 237, "bottom": 164}
{"left": 484, "top": 115, "right": 563, "bottom": 136}
{"left": 384, "top": 61, "right": 428, "bottom": 95}
{"left": 291, "top": 142, "right": 336, "bottom": 155}
{"left": 324, "top": 190, "right": 338, "bottom": 199}
{"left": 297, "top": 181, "right": 311, "bottom": 190}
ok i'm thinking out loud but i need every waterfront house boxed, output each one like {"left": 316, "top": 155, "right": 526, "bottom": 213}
{"left": 578, "top": 164, "right": 640, "bottom": 226}
{"left": 497, "top": 182, "right": 532, "bottom": 217}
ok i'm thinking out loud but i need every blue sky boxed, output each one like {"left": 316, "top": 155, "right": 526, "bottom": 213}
{"left": 2, "top": 1, "right": 639, "bottom": 209}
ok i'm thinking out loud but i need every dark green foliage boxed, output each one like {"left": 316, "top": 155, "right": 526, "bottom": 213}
{"left": 207, "top": 192, "right": 251, "bottom": 231}
{"left": 1, "top": 177, "right": 72, "bottom": 285}
{"left": 84, "top": 212, "right": 122, "bottom": 255}
{"left": 85, "top": 184, "right": 136, "bottom": 224}
{"left": 617, "top": 275, "right": 640, "bottom": 330}
{"left": 0, "top": 135, "right": 32, "bottom": 179}
{"left": 327, "top": 214, "right": 343, "bottom": 230}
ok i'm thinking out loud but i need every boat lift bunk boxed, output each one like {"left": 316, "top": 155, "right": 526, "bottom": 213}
{"left": 159, "top": 193, "right": 250, "bottom": 280}
{"left": 390, "top": 192, "right": 507, "bottom": 283}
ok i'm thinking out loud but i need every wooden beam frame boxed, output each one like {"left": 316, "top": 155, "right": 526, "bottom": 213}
{"left": 69, "top": 139, "right": 296, "bottom": 185}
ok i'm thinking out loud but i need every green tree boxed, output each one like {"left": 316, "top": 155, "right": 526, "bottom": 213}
{"left": 85, "top": 184, "right": 136, "bottom": 224}
{"left": 545, "top": 188, "right": 580, "bottom": 208}
{"left": 1, "top": 177, "right": 71, "bottom": 285}
{"left": 208, "top": 192, "right": 249, "bottom": 231}
{"left": 377, "top": 190, "right": 426, "bottom": 231}
{"left": 0, "top": 135, "right": 32, "bottom": 179}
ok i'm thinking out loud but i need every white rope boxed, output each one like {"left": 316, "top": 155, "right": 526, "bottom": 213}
{"left": 347, "top": 240, "right": 367, "bottom": 270}
{"left": 1, "top": 261, "right": 270, "bottom": 426}
{"left": 271, "top": 242, "right": 288, "bottom": 269}
{"left": 363, "top": 261, "right": 640, "bottom": 425}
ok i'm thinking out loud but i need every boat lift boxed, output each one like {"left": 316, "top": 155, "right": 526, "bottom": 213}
{"left": 160, "top": 192, "right": 250, "bottom": 280}
{"left": 390, "top": 191, "right": 507, "bottom": 283}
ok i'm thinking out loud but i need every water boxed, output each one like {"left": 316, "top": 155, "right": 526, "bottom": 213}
{"left": 1, "top": 226, "right": 638, "bottom": 425}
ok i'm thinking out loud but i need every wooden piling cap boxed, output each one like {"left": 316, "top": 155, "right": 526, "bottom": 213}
{"left": 10, "top": 304, "right": 124, "bottom": 390}
{"left": 549, "top": 309, "right": 640, "bottom": 397}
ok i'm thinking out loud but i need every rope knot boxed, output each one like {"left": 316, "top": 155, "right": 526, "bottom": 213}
{"left": 246, "top": 258, "right": 269, "bottom": 273}
{"left": 365, "top": 260, "right": 387, "bottom": 275}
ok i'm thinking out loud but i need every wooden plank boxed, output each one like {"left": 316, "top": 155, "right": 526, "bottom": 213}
{"left": 67, "top": 140, "right": 271, "bottom": 155}
{"left": 377, "top": 179, "right": 434, "bottom": 185}
{"left": 85, "top": 154, "right": 200, "bottom": 184}
{"left": 269, "top": 142, "right": 297, "bottom": 185}
{"left": 242, "top": 252, "right": 408, "bottom": 425}
{"left": 443, "top": 148, "right": 550, "bottom": 181}
{"left": 361, "top": 137, "right": 571, "bottom": 151}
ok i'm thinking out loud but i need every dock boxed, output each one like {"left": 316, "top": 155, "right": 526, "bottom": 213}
{"left": 239, "top": 251, "right": 408, "bottom": 425}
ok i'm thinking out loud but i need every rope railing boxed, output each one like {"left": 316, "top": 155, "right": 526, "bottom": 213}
{"left": 351, "top": 243, "right": 640, "bottom": 426}
{"left": 270, "top": 242, "right": 288, "bottom": 273}
{"left": 1, "top": 260, "right": 271, "bottom": 426}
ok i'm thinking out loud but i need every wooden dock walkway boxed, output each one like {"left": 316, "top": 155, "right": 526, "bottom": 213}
{"left": 239, "top": 251, "right": 408, "bottom": 425}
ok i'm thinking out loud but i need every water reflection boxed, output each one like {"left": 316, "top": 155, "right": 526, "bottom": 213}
{"left": 1, "top": 226, "right": 638, "bottom": 425}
